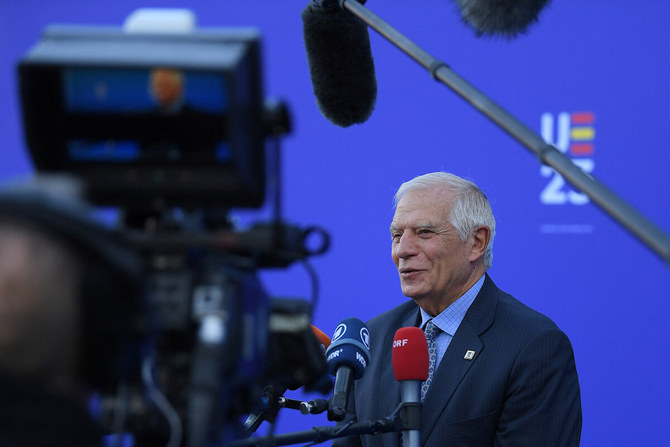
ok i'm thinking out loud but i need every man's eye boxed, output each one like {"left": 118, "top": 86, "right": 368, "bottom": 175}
{"left": 391, "top": 233, "right": 401, "bottom": 242}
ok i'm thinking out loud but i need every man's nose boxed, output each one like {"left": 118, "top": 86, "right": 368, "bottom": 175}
{"left": 395, "top": 233, "right": 418, "bottom": 259}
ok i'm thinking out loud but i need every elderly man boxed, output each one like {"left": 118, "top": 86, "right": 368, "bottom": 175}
{"left": 334, "top": 171, "right": 582, "bottom": 446}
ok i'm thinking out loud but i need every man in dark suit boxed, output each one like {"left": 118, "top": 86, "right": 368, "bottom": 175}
{"left": 333, "top": 171, "right": 581, "bottom": 446}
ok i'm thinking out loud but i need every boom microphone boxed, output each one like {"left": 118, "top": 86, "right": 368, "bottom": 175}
{"left": 392, "top": 327, "right": 429, "bottom": 447}
{"left": 301, "top": 0, "right": 377, "bottom": 127}
{"left": 451, "top": 0, "right": 551, "bottom": 38}
{"left": 325, "top": 317, "right": 370, "bottom": 421}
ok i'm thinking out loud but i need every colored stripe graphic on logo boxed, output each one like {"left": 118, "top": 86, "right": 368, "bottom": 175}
{"left": 569, "top": 112, "right": 595, "bottom": 156}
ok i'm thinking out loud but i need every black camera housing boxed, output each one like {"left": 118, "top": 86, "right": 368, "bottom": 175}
{"left": 18, "top": 25, "right": 266, "bottom": 210}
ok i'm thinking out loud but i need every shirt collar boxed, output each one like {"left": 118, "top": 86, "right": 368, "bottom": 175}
{"left": 420, "top": 274, "right": 485, "bottom": 335}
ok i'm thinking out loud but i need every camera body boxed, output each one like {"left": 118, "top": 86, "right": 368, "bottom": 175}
{"left": 14, "top": 22, "right": 329, "bottom": 446}
{"left": 19, "top": 25, "right": 266, "bottom": 211}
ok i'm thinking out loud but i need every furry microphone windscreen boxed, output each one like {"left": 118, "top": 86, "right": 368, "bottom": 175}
{"left": 452, "top": 0, "right": 552, "bottom": 38}
{"left": 302, "top": 4, "right": 377, "bottom": 127}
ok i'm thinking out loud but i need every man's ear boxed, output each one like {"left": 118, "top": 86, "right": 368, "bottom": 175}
{"left": 469, "top": 225, "right": 490, "bottom": 263}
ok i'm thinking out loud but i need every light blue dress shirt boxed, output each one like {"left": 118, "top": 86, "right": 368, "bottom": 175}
{"left": 419, "top": 274, "right": 485, "bottom": 368}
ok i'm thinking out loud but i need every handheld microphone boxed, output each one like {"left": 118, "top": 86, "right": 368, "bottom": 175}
{"left": 392, "top": 327, "right": 429, "bottom": 447}
{"left": 325, "top": 317, "right": 371, "bottom": 421}
{"left": 311, "top": 324, "right": 332, "bottom": 356}
{"left": 301, "top": 1, "right": 377, "bottom": 127}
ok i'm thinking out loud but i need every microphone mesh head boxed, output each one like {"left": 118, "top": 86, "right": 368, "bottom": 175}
{"left": 392, "top": 327, "right": 429, "bottom": 381}
{"left": 326, "top": 318, "right": 370, "bottom": 379}
{"left": 452, "top": 0, "right": 551, "bottom": 38}
{"left": 302, "top": 5, "right": 377, "bottom": 127}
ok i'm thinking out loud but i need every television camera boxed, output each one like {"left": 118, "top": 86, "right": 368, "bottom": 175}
{"left": 12, "top": 16, "right": 331, "bottom": 447}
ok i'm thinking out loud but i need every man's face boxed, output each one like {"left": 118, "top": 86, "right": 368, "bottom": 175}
{"left": 151, "top": 69, "right": 182, "bottom": 107}
{"left": 390, "top": 188, "right": 476, "bottom": 315}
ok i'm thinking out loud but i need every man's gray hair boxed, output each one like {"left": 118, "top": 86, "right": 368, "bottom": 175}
{"left": 393, "top": 172, "right": 496, "bottom": 268}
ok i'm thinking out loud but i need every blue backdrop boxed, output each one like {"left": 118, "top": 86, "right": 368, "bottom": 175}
{"left": 1, "top": 1, "right": 669, "bottom": 446}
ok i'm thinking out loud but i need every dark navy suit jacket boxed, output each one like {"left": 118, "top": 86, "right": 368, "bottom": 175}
{"left": 332, "top": 274, "right": 582, "bottom": 446}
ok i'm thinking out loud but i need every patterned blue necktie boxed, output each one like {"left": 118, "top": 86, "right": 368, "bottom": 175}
{"left": 421, "top": 319, "right": 441, "bottom": 401}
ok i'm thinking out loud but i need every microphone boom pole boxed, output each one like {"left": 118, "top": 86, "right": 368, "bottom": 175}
{"left": 340, "top": 0, "right": 670, "bottom": 267}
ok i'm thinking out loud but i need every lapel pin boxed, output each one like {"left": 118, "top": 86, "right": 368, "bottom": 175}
{"left": 464, "top": 350, "right": 476, "bottom": 360}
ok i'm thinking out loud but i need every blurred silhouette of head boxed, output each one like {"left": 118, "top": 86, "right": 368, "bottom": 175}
{"left": 149, "top": 67, "right": 185, "bottom": 112}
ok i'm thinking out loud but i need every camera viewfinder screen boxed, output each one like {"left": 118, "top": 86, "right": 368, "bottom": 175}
{"left": 62, "top": 67, "right": 231, "bottom": 164}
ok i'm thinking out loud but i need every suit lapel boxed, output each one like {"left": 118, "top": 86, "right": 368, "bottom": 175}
{"left": 420, "top": 276, "right": 497, "bottom": 444}
{"left": 400, "top": 304, "right": 421, "bottom": 329}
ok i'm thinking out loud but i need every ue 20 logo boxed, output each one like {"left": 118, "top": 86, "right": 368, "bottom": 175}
{"left": 539, "top": 111, "right": 596, "bottom": 205}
